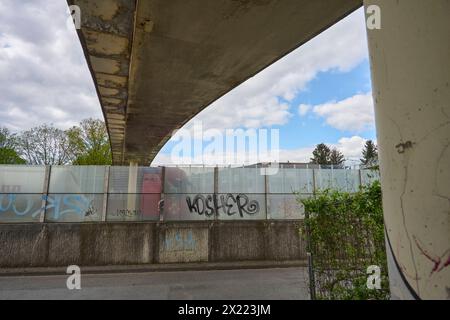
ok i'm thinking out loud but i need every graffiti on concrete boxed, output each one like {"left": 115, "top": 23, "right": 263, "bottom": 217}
{"left": 186, "top": 193, "right": 260, "bottom": 218}
{"left": 0, "top": 193, "right": 98, "bottom": 220}
{"left": 163, "top": 230, "right": 196, "bottom": 252}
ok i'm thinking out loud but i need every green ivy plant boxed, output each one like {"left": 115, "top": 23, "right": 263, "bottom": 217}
{"left": 299, "top": 181, "right": 390, "bottom": 300}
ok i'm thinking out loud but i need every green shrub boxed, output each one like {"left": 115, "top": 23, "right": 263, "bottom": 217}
{"left": 300, "top": 181, "right": 390, "bottom": 300}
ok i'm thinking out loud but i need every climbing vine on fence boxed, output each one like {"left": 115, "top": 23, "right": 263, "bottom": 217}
{"left": 300, "top": 181, "right": 390, "bottom": 300}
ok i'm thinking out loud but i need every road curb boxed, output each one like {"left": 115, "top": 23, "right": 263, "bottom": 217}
{"left": 0, "top": 260, "right": 307, "bottom": 277}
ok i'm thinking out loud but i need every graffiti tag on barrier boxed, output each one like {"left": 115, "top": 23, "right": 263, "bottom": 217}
{"left": 186, "top": 193, "right": 260, "bottom": 218}
{"left": 115, "top": 209, "right": 141, "bottom": 218}
{"left": 0, "top": 193, "right": 98, "bottom": 220}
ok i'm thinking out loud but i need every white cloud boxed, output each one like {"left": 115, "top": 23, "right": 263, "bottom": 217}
{"left": 152, "top": 147, "right": 314, "bottom": 167}
{"left": 152, "top": 136, "right": 369, "bottom": 166}
{"left": 334, "top": 136, "right": 367, "bottom": 160}
{"left": 182, "top": 8, "right": 369, "bottom": 132}
{"left": 312, "top": 93, "right": 375, "bottom": 132}
{"left": 298, "top": 104, "right": 311, "bottom": 116}
{"left": 0, "top": 0, "right": 102, "bottom": 132}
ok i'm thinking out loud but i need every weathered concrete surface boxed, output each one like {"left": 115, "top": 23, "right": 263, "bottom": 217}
{"left": 209, "top": 221, "right": 304, "bottom": 262}
{"left": 265, "top": 222, "right": 305, "bottom": 260}
{"left": 0, "top": 221, "right": 305, "bottom": 268}
{"left": 0, "top": 267, "right": 309, "bottom": 300}
{"left": 364, "top": 0, "right": 450, "bottom": 300}
{"left": 69, "top": 0, "right": 362, "bottom": 164}
{"left": 210, "top": 222, "right": 267, "bottom": 261}
{"left": 0, "top": 223, "right": 156, "bottom": 267}
{"left": 0, "top": 224, "right": 48, "bottom": 267}
{"left": 68, "top": 0, "right": 136, "bottom": 162}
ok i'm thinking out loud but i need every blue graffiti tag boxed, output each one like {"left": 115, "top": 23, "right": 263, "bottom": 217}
{"left": 164, "top": 230, "right": 196, "bottom": 251}
{"left": 0, "top": 194, "right": 95, "bottom": 220}
{"left": 0, "top": 194, "right": 35, "bottom": 216}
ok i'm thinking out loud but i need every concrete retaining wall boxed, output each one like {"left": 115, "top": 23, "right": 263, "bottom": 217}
{"left": 0, "top": 221, "right": 305, "bottom": 268}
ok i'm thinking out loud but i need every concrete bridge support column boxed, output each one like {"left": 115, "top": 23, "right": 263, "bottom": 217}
{"left": 364, "top": 0, "right": 450, "bottom": 299}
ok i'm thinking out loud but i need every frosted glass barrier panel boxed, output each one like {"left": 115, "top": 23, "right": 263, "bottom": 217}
{"left": 0, "top": 194, "right": 43, "bottom": 223}
{"left": 218, "top": 167, "right": 265, "bottom": 193}
{"left": 268, "top": 194, "right": 305, "bottom": 220}
{"left": 164, "top": 194, "right": 214, "bottom": 221}
{"left": 107, "top": 193, "right": 160, "bottom": 221}
{"left": 314, "top": 169, "right": 333, "bottom": 190}
{"left": 268, "top": 169, "right": 314, "bottom": 194}
{"left": 332, "top": 169, "right": 360, "bottom": 192}
{"left": 49, "top": 166, "right": 105, "bottom": 193}
{"left": 164, "top": 167, "right": 214, "bottom": 194}
{"left": 0, "top": 166, "right": 46, "bottom": 193}
{"left": 314, "top": 169, "right": 361, "bottom": 192}
{"left": 361, "top": 170, "right": 380, "bottom": 186}
{"left": 108, "top": 167, "right": 162, "bottom": 193}
{"left": 216, "top": 194, "right": 265, "bottom": 220}
{"left": 44, "top": 194, "right": 103, "bottom": 222}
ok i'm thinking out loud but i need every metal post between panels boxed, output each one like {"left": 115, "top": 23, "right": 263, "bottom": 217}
{"left": 358, "top": 168, "right": 363, "bottom": 189}
{"left": 264, "top": 169, "right": 270, "bottom": 220}
{"left": 214, "top": 166, "right": 218, "bottom": 221}
{"left": 40, "top": 165, "right": 51, "bottom": 223}
{"left": 101, "top": 166, "right": 110, "bottom": 222}
{"left": 305, "top": 210, "right": 316, "bottom": 300}
{"left": 312, "top": 166, "right": 317, "bottom": 197}
{"left": 159, "top": 166, "right": 165, "bottom": 222}
{"left": 331, "top": 164, "right": 334, "bottom": 189}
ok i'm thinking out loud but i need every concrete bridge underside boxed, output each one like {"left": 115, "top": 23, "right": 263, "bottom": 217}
{"left": 69, "top": 0, "right": 362, "bottom": 165}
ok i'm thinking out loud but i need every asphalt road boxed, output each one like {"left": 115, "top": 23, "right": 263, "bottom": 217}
{"left": 0, "top": 267, "right": 309, "bottom": 300}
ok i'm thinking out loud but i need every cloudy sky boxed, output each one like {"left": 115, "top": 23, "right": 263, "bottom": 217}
{"left": 0, "top": 1, "right": 376, "bottom": 166}
{"left": 0, "top": 0, "right": 101, "bottom": 130}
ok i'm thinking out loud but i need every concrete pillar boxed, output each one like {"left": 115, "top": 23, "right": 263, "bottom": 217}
{"left": 364, "top": 0, "right": 450, "bottom": 299}
{"left": 127, "top": 161, "right": 139, "bottom": 217}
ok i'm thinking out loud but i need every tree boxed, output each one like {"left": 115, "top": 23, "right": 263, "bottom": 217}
{"left": 360, "top": 140, "right": 378, "bottom": 168}
{"left": 67, "top": 118, "right": 112, "bottom": 165}
{"left": 0, "top": 128, "right": 26, "bottom": 164}
{"left": 310, "top": 143, "right": 331, "bottom": 165}
{"left": 18, "top": 124, "right": 75, "bottom": 165}
{"left": 310, "top": 143, "right": 346, "bottom": 167}
{"left": 329, "top": 148, "right": 345, "bottom": 168}
{"left": 6, "top": 119, "right": 111, "bottom": 166}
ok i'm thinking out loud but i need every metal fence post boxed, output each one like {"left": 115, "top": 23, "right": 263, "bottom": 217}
{"left": 264, "top": 169, "right": 270, "bottom": 220}
{"left": 312, "top": 166, "right": 317, "bottom": 197}
{"left": 358, "top": 168, "right": 363, "bottom": 189}
{"left": 214, "top": 166, "right": 219, "bottom": 221}
{"left": 305, "top": 210, "right": 316, "bottom": 300}
{"left": 101, "top": 166, "right": 110, "bottom": 222}
{"left": 39, "top": 165, "right": 51, "bottom": 223}
{"left": 331, "top": 164, "right": 334, "bottom": 189}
